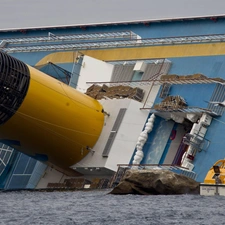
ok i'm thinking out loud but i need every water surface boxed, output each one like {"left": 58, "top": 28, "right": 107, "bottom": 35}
{"left": 0, "top": 190, "right": 223, "bottom": 225}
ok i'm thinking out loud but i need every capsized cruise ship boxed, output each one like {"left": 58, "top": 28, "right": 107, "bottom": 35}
{"left": 1, "top": 9, "right": 225, "bottom": 189}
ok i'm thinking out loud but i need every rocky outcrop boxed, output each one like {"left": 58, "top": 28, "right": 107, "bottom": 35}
{"left": 110, "top": 169, "right": 200, "bottom": 195}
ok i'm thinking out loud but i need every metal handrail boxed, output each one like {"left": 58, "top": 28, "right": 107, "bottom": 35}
{"left": 3, "top": 33, "right": 225, "bottom": 53}
{"left": 1, "top": 30, "right": 138, "bottom": 44}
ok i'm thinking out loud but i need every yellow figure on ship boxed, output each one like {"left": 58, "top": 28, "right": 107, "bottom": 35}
{"left": 200, "top": 159, "right": 225, "bottom": 196}
{"left": 203, "top": 159, "right": 225, "bottom": 184}
{"left": 0, "top": 51, "right": 104, "bottom": 174}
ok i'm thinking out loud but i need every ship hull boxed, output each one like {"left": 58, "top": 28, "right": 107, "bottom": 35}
{"left": 200, "top": 183, "right": 225, "bottom": 196}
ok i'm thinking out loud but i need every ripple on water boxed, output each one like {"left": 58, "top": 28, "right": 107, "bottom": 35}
{"left": 0, "top": 191, "right": 224, "bottom": 225}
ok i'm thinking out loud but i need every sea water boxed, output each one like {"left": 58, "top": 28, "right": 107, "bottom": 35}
{"left": 0, "top": 190, "right": 224, "bottom": 225}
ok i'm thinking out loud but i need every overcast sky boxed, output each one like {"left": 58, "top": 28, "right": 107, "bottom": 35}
{"left": 1, "top": 0, "right": 225, "bottom": 30}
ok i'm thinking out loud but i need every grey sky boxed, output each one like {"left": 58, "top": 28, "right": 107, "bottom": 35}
{"left": 1, "top": 0, "right": 225, "bottom": 30}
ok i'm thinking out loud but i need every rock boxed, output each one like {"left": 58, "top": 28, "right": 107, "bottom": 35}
{"left": 109, "top": 169, "right": 200, "bottom": 195}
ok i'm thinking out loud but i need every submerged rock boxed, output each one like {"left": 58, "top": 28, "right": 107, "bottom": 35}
{"left": 110, "top": 169, "right": 200, "bottom": 195}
